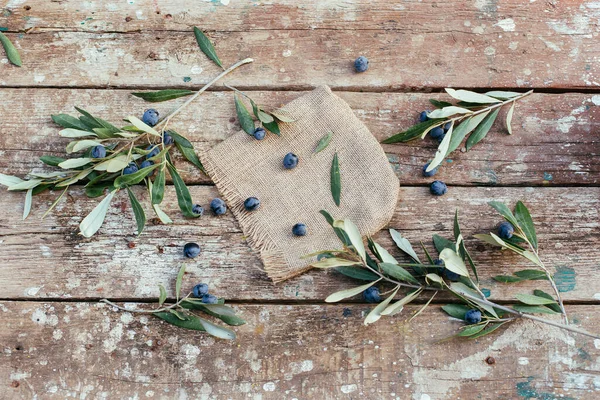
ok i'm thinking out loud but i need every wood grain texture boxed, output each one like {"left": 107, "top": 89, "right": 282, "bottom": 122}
{"left": 0, "top": 186, "right": 597, "bottom": 302}
{"left": 1, "top": 301, "right": 599, "bottom": 400}
{"left": 0, "top": 20, "right": 598, "bottom": 90}
{"left": 0, "top": 89, "right": 598, "bottom": 186}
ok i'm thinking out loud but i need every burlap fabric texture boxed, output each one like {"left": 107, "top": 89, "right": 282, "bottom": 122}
{"left": 202, "top": 86, "right": 399, "bottom": 282}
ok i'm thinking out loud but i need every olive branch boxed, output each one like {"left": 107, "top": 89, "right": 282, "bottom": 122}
{"left": 312, "top": 202, "right": 598, "bottom": 340}
{"left": 381, "top": 89, "right": 534, "bottom": 174}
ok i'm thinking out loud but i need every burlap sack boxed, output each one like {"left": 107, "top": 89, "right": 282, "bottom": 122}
{"left": 202, "top": 86, "right": 399, "bottom": 282}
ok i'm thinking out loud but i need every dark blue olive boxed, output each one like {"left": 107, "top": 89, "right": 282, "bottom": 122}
{"left": 244, "top": 197, "right": 260, "bottom": 211}
{"left": 210, "top": 198, "right": 227, "bottom": 215}
{"left": 192, "top": 283, "right": 209, "bottom": 298}
{"left": 122, "top": 163, "right": 138, "bottom": 175}
{"left": 419, "top": 111, "right": 429, "bottom": 122}
{"left": 142, "top": 109, "right": 159, "bottom": 127}
{"left": 498, "top": 221, "right": 515, "bottom": 240}
{"left": 163, "top": 132, "right": 174, "bottom": 145}
{"left": 91, "top": 145, "right": 106, "bottom": 159}
{"left": 292, "top": 223, "right": 307, "bottom": 236}
{"left": 465, "top": 309, "right": 482, "bottom": 324}
{"left": 140, "top": 160, "right": 154, "bottom": 169}
{"left": 253, "top": 127, "right": 266, "bottom": 140}
{"left": 283, "top": 153, "right": 299, "bottom": 169}
{"left": 430, "top": 180, "right": 448, "bottom": 196}
{"left": 422, "top": 162, "right": 438, "bottom": 177}
{"left": 430, "top": 127, "right": 445, "bottom": 140}
{"left": 202, "top": 294, "right": 218, "bottom": 304}
{"left": 363, "top": 287, "right": 381, "bottom": 303}
{"left": 192, "top": 204, "right": 204, "bottom": 216}
{"left": 183, "top": 242, "right": 201, "bottom": 258}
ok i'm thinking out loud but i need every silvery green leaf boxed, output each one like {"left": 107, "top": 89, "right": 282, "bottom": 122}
{"left": 151, "top": 167, "right": 166, "bottom": 205}
{"left": 454, "top": 211, "right": 478, "bottom": 280}
{"left": 445, "top": 88, "right": 501, "bottom": 104}
{"left": 389, "top": 229, "right": 420, "bottom": 263}
{"left": 465, "top": 108, "right": 500, "bottom": 151}
{"left": 343, "top": 219, "right": 365, "bottom": 261}
{"left": 426, "top": 122, "right": 453, "bottom": 171}
{"left": 126, "top": 188, "right": 146, "bottom": 236}
{"left": 197, "top": 317, "right": 236, "bottom": 340}
{"left": 42, "top": 187, "right": 68, "bottom": 219}
{"left": 79, "top": 190, "right": 116, "bottom": 237}
{"left": 167, "top": 164, "right": 200, "bottom": 218}
{"left": 426, "top": 273, "right": 444, "bottom": 284}
{"left": 7, "top": 179, "right": 43, "bottom": 191}
{"left": 515, "top": 293, "right": 557, "bottom": 306}
{"left": 364, "top": 287, "right": 399, "bottom": 325}
{"left": 56, "top": 169, "right": 92, "bottom": 187}
{"left": 532, "top": 290, "right": 561, "bottom": 312}
{"left": 40, "top": 155, "right": 66, "bottom": 167}
{"left": 514, "top": 201, "right": 537, "bottom": 249}
{"left": 52, "top": 114, "right": 89, "bottom": 131}
{"left": 75, "top": 107, "right": 120, "bottom": 135}
{"left": 263, "top": 119, "right": 280, "bottom": 136}
{"left": 381, "top": 119, "right": 443, "bottom": 144}
{"left": 0, "top": 32, "right": 22, "bottom": 67}
{"left": 457, "top": 323, "right": 487, "bottom": 337}
{"left": 105, "top": 155, "right": 130, "bottom": 173}
{"left": 153, "top": 204, "right": 173, "bottom": 224}
{"left": 512, "top": 304, "right": 559, "bottom": 315}
{"left": 154, "top": 312, "right": 205, "bottom": 332}
{"left": 257, "top": 109, "right": 274, "bottom": 124}
{"left": 270, "top": 110, "right": 296, "bottom": 123}
{"left": 58, "top": 158, "right": 92, "bottom": 169}
{"left": 234, "top": 93, "right": 255, "bottom": 135}
{"left": 487, "top": 201, "right": 520, "bottom": 227}
{"left": 325, "top": 280, "right": 379, "bottom": 303}
{"left": 0, "top": 173, "right": 24, "bottom": 187}
{"left": 193, "top": 27, "right": 223, "bottom": 69}
{"left": 372, "top": 242, "right": 397, "bottom": 264}
{"left": 330, "top": 153, "right": 341, "bottom": 207}
{"left": 28, "top": 171, "right": 68, "bottom": 179}
{"left": 381, "top": 288, "right": 423, "bottom": 316}
{"left": 70, "top": 140, "right": 103, "bottom": 154}
{"left": 432, "top": 234, "right": 455, "bottom": 253}
{"left": 132, "top": 89, "right": 194, "bottom": 103}
{"left": 506, "top": 102, "right": 515, "bottom": 135}
{"left": 314, "top": 132, "right": 333, "bottom": 154}
{"left": 408, "top": 291, "right": 437, "bottom": 322}
{"left": 441, "top": 304, "right": 471, "bottom": 320}
{"left": 158, "top": 285, "right": 167, "bottom": 306}
{"left": 450, "top": 282, "right": 498, "bottom": 318}
{"left": 114, "top": 164, "right": 159, "bottom": 189}
{"left": 59, "top": 129, "right": 98, "bottom": 138}
{"left": 514, "top": 269, "right": 548, "bottom": 280}
{"left": 429, "top": 99, "right": 453, "bottom": 108}
{"left": 493, "top": 275, "right": 523, "bottom": 283}
{"left": 126, "top": 116, "right": 161, "bottom": 137}
{"left": 439, "top": 248, "right": 469, "bottom": 277}
{"left": 427, "top": 106, "right": 472, "bottom": 119}
{"left": 175, "top": 265, "right": 186, "bottom": 301}
{"left": 445, "top": 111, "right": 490, "bottom": 155}
{"left": 313, "top": 257, "right": 361, "bottom": 269}
{"left": 379, "top": 263, "right": 419, "bottom": 284}
{"left": 23, "top": 188, "right": 33, "bottom": 220}
{"left": 114, "top": 131, "right": 138, "bottom": 138}
{"left": 467, "top": 322, "right": 505, "bottom": 339}
{"left": 334, "top": 266, "right": 379, "bottom": 281}
{"left": 485, "top": 90, "right": 521, "bottom": 100}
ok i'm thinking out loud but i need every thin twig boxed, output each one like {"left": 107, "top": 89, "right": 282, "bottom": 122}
{"left": 155, "top": 57, "right": 254, "bottom": 130}
{"left": 100, "top": 292, "right": 192, "bottom": 314}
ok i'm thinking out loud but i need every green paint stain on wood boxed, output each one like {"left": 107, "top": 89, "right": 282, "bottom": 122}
{"left": 517, "top": 377, "right": 574, "bottom": 400}
{"left": 554, "top": 266, "right": 576, "bottom": 292}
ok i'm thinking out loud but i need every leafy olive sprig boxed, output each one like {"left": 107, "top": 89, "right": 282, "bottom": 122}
{"left": 101, "top": 265, "right": 246, "bottom": 340}
{"left": 0, "top": 28, "right": 253, "bottom": 237}
{"left": 381, "top": 89, "right": 533, "bottom": 174}
{"left": 311, "top": 201, "right": 598, "bottom": 340}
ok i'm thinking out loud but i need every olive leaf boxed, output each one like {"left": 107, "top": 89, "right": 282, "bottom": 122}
{"left": 457, "top": 323, "right": 487, "bottom": 337}
{"left": 439, "top": 248, "right": 469, "bottom": 277}
{"left": 512, "top": 304, "right": 559, "bottom": 315}
{"left": 381, "top": 119, "right": 442, "bottom": 144}
{"left": 167, "top": 164, "right": 200, "bottom": 218}
{"left": 23, "top": 188, "right": 33, "bottom": 220}
{"left": 314, "top": 132, "right": 333, "bottom": 154}
{"left": 79, "top": 190, "right": 117, "bottom": 237}
{"left": 75, "top": 107, "right": 120, "bottom": 135}
{"left": 59, "top": 129, "right": 98, "bottom": 138}
{"left": 389, "top": 229, "right": 421, "bottom": 263}
{"left": 379, "top": 263, "right": 420, "bottom": 284}
{"left": 487, "top": 200, "right": 520, "bottom": 228}
{"left": 453, "top": 210, "right": 478, "bottom": 280}
{"left": 426, "top": 122, "right": 453, "bottom": 171}
{"left": 52, "top": 114, "right": 90, "bottom": 131}
{"left": 158, "top": 285, "right": 167, "bottom": 306}
{"left": 334, "top": 266, "right": 379, "bottom": 281}
{"left": 427, "top": 106, "right": 472, "bottom": 119}
{"left": 514, "top": 201, "right": 537, "bottom": 249}
{"left": 114, "top": 164, "right": 159, "bottom": 188}
{"left": 445, "top": 89, "right": 501, "bottom": 104}
{"left": 0, "top": 173, "right": 24, "bottom": 187}
{"left": 364, "top": 287, "right": 399, "bottom": 325}
{"left": 381, "top": 289, "right": 422, "bottom": 316}
{"left": 325, "top": 280, "right": 379, "bottom": 303}
{"left": 441, "top": 304, "right": 471, "bottom": 320}
{"left": 342, "top": 219, "right": 365, "bottom": 261}
{"left": 132, "top": 90, "right": 194, "bottom": 103}
{"left": 330, "top": 152, "right": 341, "bottom": 206}
{"left": 445, "top": 111, "right": 489, "bottom": 155}
{"left": 126, "top": 116, "right": 161, "bottom": 137}
{"left": 40, "top": 155, "right": 66, "bottom": 167}
{"left": 263, "top": 119, "right": 280, "bottom": 136}
{"left": 514, "top": 293, "right": 557, "bottom": 306}
{"left": 175, "top": 265, "right": 186, "bottom": 301}
{"left": 506, "top": 102, "right": 515, "bottom": 134}
{"left": 153, "top": 203, "right": 173, "bottom": 224}
{"left": 312, "top": 257, "right": 361, "bottom": 269}
{"left": 193, "top": 27, "right": 224, "bottom": 69}
{"left": 432, "top": 234, "right": 455, "bottom": 253}
{"left": 181, "top": 301, "right": 246, "bottom": 326}
{"left": 0, "top": 32, "right": 22, "bottom": 67}
{"left": 58, "top": 158, "right": 92, "bottom": 169}
{"left": 270, "top": 110, "right": 296, "bottom": 123}
{"left": 151, "top": 167, "right": 166, "bottom": 205}
{"left": 429, "top": 99, "right": 453, "bottom": 108}
{"left": 485, "top": 91, "right": 521, "bottom": 100}
{"left": 234, "top": 93, "right": 255, "bottom": 135}
{"left": 465, "top": 108, "right": 500, "bottom": 151}
{"left": 126, "top": 188, "right": 146, "bottom": 235}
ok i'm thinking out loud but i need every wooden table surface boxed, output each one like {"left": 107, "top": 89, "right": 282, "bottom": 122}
{"left": 1, "top": 1, "right": 599, "bottom": 399}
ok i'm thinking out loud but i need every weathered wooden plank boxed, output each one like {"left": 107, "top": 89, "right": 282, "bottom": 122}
{"left": 0, "top": 186, "right": 598, "bottom": 302}
{"left": 0, "top": 25, "right": 597, "bottom": 89}
{"left": 2, "top": 0, "right": 595, "bottom": 34}
{"left": 0, "top": 89, "right": 598, "bottom": 186}
{"left": 1, "top": 301, "right": 599, "bottom": 399}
